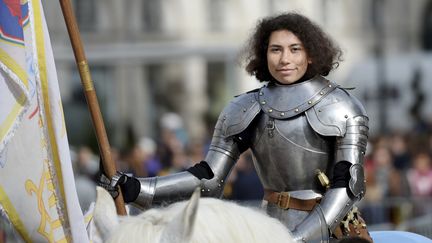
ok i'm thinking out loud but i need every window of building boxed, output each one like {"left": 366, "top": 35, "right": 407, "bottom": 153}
{"left": 74, "top": 0, "right": 96, "bottom": 32}
{"left": 207, "top": 0, "right": 225, "bottom": 32}
{"left": 422, "top": 0, "right": 432, "bottom": 50}
{"left": 206, "top": 61, "right": 227, "bottom": 125}
{"left": 142, "top": 0, "right": 162, "bottom": 32}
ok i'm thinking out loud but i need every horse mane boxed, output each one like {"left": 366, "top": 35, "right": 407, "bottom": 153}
{"left": 93, "top": 187, "right": 294, "bottom": 243}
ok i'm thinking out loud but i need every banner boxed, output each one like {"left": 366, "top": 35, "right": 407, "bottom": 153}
{"left": 0, "top": 0, "right": 89, "bottom": 242}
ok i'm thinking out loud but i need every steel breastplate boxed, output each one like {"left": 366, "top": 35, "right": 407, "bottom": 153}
{"left": 250, "top": 76, "right": 337, "bottom": 193}
{"left": 251, "top": 112, "right": 335, "bottom": 193}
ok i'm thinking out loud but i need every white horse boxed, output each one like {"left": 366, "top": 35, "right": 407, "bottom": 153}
{"left": 91, "top": 187, "right": 432, "bottom": 243}
{"left": 92, "top": 187, "right": 295, "bottom": 243}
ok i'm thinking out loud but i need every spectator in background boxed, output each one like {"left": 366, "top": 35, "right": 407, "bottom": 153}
{"left": 72, "top": 146, "right": 98, "bottom": 212}
{"left": 121, "top": 144, "right": 148, "bottom": 177}
{"left": 138, "top": 137, "right": 161, "bottom": 177}
{"left": 407, "top": 152, "right": 432, "bottom": 216}
{"left": 156, "top": 112, "right": 189, "bottom": 173}
{"left": 75, "top": 146, "right": 99, "bottom": 180}
{"left": 407, "top": 152, "right": 432, "bottom": 197}
{"left": 389, "top": 133, "right": 411, "bottom": 171}
{"left": 231, "top": 150, "right": 263, "bottom": 204}
{"left": 363, "top": 146, "right": 393, "bottom": 224}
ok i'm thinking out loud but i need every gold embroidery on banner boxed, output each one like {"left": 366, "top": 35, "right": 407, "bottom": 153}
{"left": 25, "top": 159, "right": 64, "bottom": 242}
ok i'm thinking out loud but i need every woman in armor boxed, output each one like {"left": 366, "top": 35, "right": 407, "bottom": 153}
{"left": 100, "top": 12, "right": 372, "bottom": 243}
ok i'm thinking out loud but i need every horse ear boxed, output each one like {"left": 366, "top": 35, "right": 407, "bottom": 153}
{"left": 93, "top": 186, "right": 120, "bottom": 241}
{"left": 159, "top": 187, "right": 201, "bottom": 243}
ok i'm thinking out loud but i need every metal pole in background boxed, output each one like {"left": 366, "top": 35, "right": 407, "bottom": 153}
{"left": 372, "top": 0, "right": 388, "bottom": 134}
{"left": 58, "top": 0, "right": 127, "bottom": 215}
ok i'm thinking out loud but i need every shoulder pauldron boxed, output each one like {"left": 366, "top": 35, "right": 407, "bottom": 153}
{"left": 219, "top": 91, "right": 261, "bottom": 137}
{"left": 306, "top": 88, "right": 368, "bottom": 137}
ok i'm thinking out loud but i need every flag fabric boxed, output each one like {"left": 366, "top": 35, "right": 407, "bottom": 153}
{"left": 0, "top": 0, "right": 89, "bottom": 242}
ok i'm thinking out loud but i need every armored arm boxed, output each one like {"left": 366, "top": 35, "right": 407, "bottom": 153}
{"left": 293, "top": 89, "right": 369, "bottom": 242}
{"left": 131, "top": 92, "right": 260, "bottom": 209}
{"left": 133, "top": 149, "right": 237, "bottom": 209}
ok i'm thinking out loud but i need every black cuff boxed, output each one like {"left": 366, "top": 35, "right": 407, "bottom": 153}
{"left": 187, "top": 161, "right": 214, "bottom": 180}
{"left": 331, "top": 161, "right": 351, "bottom": 189}
{"left": 119, "top": 177, "right": 141, "bottom": 203}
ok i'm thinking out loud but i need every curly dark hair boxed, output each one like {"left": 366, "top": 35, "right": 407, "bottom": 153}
{"left": 243, "top": 12, "right": 343, "bottom": 82}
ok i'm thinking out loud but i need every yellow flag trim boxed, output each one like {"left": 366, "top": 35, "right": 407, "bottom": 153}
{"left": 0, "top": 186, "right": 32, "bottom": 242}
{"left": 0, "top": 94, "right": 26, "bottom": 141}
{"left": 31, "top": 0, "right": 69, "bottom": 237}
{"left": 0, "top": 48, "right": 29, "bottom": 88}
{"left": 0, "top": 48, "right": 28, "bottom": 142}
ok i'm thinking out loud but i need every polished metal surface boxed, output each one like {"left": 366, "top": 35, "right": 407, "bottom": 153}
{"left": 258, "top": 75, "right": 337, "bottom": 119}
{"left": 290, "top": 204, "right": 329, "bottom": 243}
{"left": 306, "top": 88, "right": 368, "bottom": 136}
{"left": 218, "top": 92, "right": 261, "bottom": 137}
{"left": 251, "top": 112, "right": 333, "bottom": 192}
{"left": 132, "top": 75, "right": 369, "bottom": 243}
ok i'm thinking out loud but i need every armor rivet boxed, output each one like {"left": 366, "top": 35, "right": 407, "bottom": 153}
{"left": 259, "top": 92, "right": 263, "bottom": 96}
{"left": 280, "top": 112, "right": 285, "bottom": 116}
{"left": 261, "top": 101, "right": 266, "bottom": 105}
{"left": 243, "top": 108, "right": 247, "bottom": 112}
{"left": 318, "top": 109, "right": 322, "bottom": 112}
{"left": 218, "top": 184, "right": 221, "bottom": 187}
{"left": 207, "top": 189, "right": 210, "bottom": 192}
{"left": 295, "top": 108, "right": 299, "bottom": 112}
{"left": 223, "top": 116, "right": 226, "bottom": 120}
{"left": 201, "top": 189, "right": 205, "bottom": 192}
{"left": 364, "top": 180, "right": 367, "bottom": 183}
{"left": 320, "top": 91, "right": 324, "bottom": 95}
{"left": 302, "top": 238, "right": 306, "bottom": 242}
{"left": 346, "top": 203, "right": 350, "bottom": 206}
{"left": 328, "top": 84, "right": 332, "bottom": 87}
{"left": 308, "top": 101, "right": 312, "bottom": 104}
{"left": 221, "top": 179, "right": 224, "bottom": 183}
{"left": 361, "top": 190, "right": 364, "bottom": 194}
{"left": 269, "top": 109, "right": 273, "bottom": 113}
{"left": 344, "top": 115, "right": 348, "bottom": 118}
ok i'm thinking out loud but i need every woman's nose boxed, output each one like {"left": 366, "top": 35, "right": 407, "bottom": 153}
{"left": 280, "top": 51, "right": 291, "bottom": 64}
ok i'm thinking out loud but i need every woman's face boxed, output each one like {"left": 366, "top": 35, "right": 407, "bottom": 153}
{"left": 267, "top": 30, "right": 311, "bottom": 84}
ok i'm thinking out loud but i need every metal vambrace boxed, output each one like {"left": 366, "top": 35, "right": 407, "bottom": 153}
{"left": 291, "top": 188, "right": 354, "bottom": 243}
{"left": 131, "top": 147, "right": 238, "bottom": 210}
{"left": 292, "top": 116, "right": 368, "bottom": 242}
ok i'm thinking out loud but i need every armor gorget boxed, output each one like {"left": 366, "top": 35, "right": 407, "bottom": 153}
{"left": 256, "top": 75, "right": 337, "bottom": 119}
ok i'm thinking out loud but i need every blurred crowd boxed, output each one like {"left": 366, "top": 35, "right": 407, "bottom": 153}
{"left": 71, "top": 112, "right": 264, "bottom": 212}
{"left": 70, "top": 113, "right": 432, "bottom": 229}
{"left": 361, "top": 126, "right": 432, "bottom": 227}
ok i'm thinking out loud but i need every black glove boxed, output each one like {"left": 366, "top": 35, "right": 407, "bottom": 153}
{"left": 97, "top": 171, "right": 141, "bottom": 203}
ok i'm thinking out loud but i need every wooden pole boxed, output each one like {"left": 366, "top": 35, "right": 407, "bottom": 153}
{"left": 58, "top": 0, "right": 127, "bottom": 215}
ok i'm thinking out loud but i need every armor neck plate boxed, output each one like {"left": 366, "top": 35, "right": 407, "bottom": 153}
{"left": 256, "top": 75, "right": 337, "bottom": 119}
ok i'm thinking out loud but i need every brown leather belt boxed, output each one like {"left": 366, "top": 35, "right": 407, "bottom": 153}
{"left": 264, "top": 189, "right": 321, "bottom": 211}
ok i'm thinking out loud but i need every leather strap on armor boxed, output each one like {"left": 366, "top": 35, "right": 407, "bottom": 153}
{"left": 264, "top": 190, "right": 321, "bottom": 211}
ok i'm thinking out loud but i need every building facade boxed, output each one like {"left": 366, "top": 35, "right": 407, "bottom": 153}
{"left": 43, "top": 0, "right": 432, "bottom": 148}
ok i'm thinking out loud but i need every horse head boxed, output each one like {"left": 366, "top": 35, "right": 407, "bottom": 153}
{"left": 93, "top": 186, "right": 296, "bottom": 243}
{"left": 93, "top": 186, "right": 200, "bottom": 243}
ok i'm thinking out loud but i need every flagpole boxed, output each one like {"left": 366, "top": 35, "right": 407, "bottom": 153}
{"left": 58, "top": 0, "right": 127, "bottom": 215}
